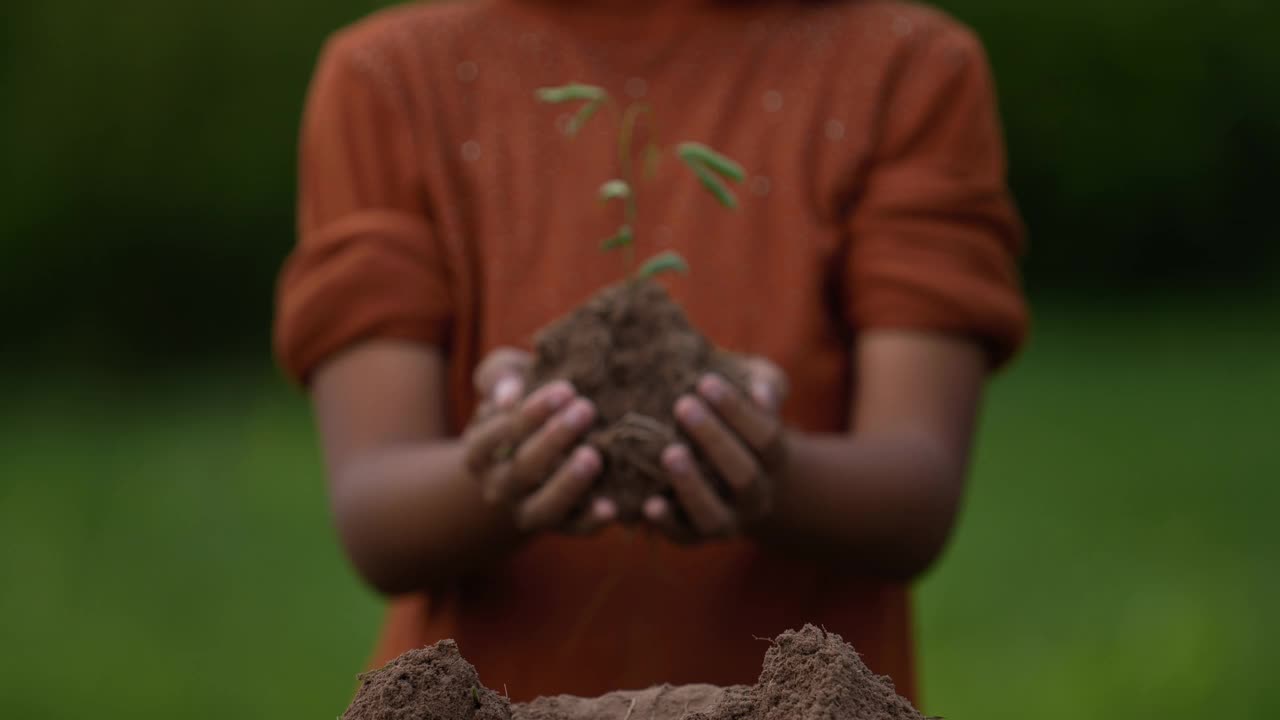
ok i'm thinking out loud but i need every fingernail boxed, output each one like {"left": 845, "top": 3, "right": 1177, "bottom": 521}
{"left": 565, "top": 400, "right": 596, "bottom": 429}
{"left": 752, "top": 380, "right": 775, "bottom": 410}
{"left": 494, "top": 376, "right": 522, "bottom": 408}
{"left": 573, "top": 447, "right": 600, "bottom": 477}
{"left": 676, "top": 397, "right": 706, "bottom": 427}
{"left": 593, "top": 497, "right": 617, "bottom": 521}
{"left": 664, "top": 446, "right": 691, "bottom": 474}
{"left": 543, "top": 383, "right": 573, "bottom": 410}
{"left": 699, "top": 375, "right": 727, "bottom": 404}
{"left": 644, "top": 496, "right": 667, "bottom": 521}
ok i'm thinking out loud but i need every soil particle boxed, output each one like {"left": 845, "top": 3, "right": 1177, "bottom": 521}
{"left": 344, "top": 626, "right": 925, "bottom": 720}
{"left": 526, "top": 279, "right": 748, "bottom": 521}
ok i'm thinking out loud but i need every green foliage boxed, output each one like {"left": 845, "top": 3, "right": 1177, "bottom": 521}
{"left": 676, "top": 142, "right": 746, "bottom": 183}
{"left": 941, "top": 0, "right": 1280, "bottom": 290}
{"left": 600, "top": 225, "right": 634, "bottom": 251}
{"left": 677, "top": 142, "right": 744, "bottom": 210}
{"left": 535, "top": 83, "right": 607, "bottom": 104}
{"left": 598, "top": 179, "right": 632, "bottom": 202}
{"left": 637, "top": 251, "right": 690, "bottom": 279}
{"left": 536, "top": 86, "right": 743, "bottom": 279}
{"left": 2, "top": 0, "right": 1279, "bottom": 367}
{"left": 684, "top": 162, "right": 739, "bottom": 210}
{"left": 643, "top": 142, "right": 663, "bottom": 179}
{"left": 536, "top": 84, "right": 607, "bottom": 136}
{"left": 567, "top": 99, "right": 605, "bottom": 137}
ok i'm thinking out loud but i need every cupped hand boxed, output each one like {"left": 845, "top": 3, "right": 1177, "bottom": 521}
{"left": 463, "top": 347, "right": 618, "bottom": 534}
{"left": 644, "top": 355, "right": 790, "bottom": 542}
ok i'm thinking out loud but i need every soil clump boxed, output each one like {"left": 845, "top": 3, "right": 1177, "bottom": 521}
{"left": 526, "top": 280, "right": 748, "bottom": 522}
{"left": 343, "top": 626, "right": 926, "bottom": 720}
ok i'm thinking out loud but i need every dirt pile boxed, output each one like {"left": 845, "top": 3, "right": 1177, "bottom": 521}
{"left": 723, "top": 624, "right": 924, "bottom": 720}
{"left": 526, "top": 279, "right": 747, "bottom": 522}
{"left": 343, "top": 626, "right": 926, "bottom": 720}
{"left": 341, "top": 639, "right": 511, "bottom": 720}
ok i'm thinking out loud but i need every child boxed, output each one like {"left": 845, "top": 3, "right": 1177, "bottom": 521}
{"left": 275, "top": 0, "right": 1027, "bottom": 704}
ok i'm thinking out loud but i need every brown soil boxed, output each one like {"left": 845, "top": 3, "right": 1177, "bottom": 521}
{"left": 340, "top": 639, "right": 511, "bottom": 720}
{"left": 342, "top": 625, "right": 926, "bottom": 720}
{"left": 526, "top": 279, "right": 749, "bottom": 523}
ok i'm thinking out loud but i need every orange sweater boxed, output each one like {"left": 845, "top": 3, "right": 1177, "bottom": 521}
{"left": 275, "top": 0, "right": 1026, "bottom": 704}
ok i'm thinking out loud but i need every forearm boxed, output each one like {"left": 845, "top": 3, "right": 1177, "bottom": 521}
{"left": 331, "top": 440, "right": 522, "bottom": 595}
{"left": 760, "top": 429, "right": 966, "bottom": 579}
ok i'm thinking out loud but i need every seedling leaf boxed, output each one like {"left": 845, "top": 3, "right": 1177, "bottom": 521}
{"left": 567, "top": 98, "right": 604, "bottom": 136}
{"left": 601, "top": 225, "right": 634, "bottom": 251}
{"left": 535, "top": 84, "right": 607, "bottom": 104}
{"left": 677, "top": 142, "right": 746, "bottom": 183}
{"left": 637, "top": 251, "right": 689, "bottom": 278}
{"left": 688, "top": 162, "right": 739, "bottom": 210}
{"left": 599, "top": 179, "right": 631, "bottom": 201}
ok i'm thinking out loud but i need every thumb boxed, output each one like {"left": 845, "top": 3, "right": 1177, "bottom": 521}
{"left": 750, "top": 379, "right": 778, "bottom": 413}
{"left": 745, "top": 356, "right": 787, "bottom": 413}
{"left": 493, "top": 374, "right": 524, "bottom": 410}
{"left": 474, "top": 347, "right": 533, "bottom": 408}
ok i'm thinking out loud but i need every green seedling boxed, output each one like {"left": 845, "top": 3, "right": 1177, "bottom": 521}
{"left": 536, "top": 83, "right": 745, "bottom": 278}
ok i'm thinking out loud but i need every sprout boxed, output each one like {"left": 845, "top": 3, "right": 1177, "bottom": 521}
{"left": 535, "top": 84, "right": 607, "bottom": 104}
{"left": 599, "top": 179, "right": 632, "bottom": 202}
{"left": 686, "top": 162, "right": 738, "bottom": 210}
{"left": 566, "top": 98, "right": 604, "bottom": 136}
{"left": 637, "top": 251, "right": 690, "bottom": 279}
{"left": 677, "top": 142, "right": 746, "bottom": 182}
{"left": 600, "top": 225, "right": 634, "bottom": 251}
{"left": 536, "top": 84, "right": 746, "bottom": 279}
{"left": 536, "top": 84, "right": 609, "bottom": 137}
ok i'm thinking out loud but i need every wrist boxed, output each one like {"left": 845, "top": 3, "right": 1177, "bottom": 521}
{"left": 440, "top": 438, "right": 525, "bottom": 551}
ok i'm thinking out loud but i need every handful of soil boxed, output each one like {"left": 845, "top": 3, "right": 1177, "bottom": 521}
{"left": 342, "top": 625, "right": 926, "bottom": 720}
{"left": 525, "top": 279, "right": 750, "bottom": 522}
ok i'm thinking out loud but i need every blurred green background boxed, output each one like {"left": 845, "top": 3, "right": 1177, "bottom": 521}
{"left": 1, "top": 0, "right": 1276, "bottom": 718}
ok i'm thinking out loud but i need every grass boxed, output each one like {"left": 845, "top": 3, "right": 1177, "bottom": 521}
{"left": 916, "top": 296, "right": 1280, "bottom": 718}
{"left": 1, "top": 299, "right": 1276, "bottom": 719}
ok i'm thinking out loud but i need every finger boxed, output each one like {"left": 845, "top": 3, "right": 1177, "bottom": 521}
{"left": 514, "top": 446, "right": 602, "bottom": 532}
{"left": 471, "top": 397, "right": 497, "bottom": 423}
{"left": 509, "top": 398, "right": 597, "bottom": 492}
{"left": 480, "top": 462, "right": 515, "bottom": 505}
{"left": 469, "top": 381, "right": 574, "bottom": 477}
{"left": 643, "top": 496, "right": 698, "bottom": 545}
{"left": 662, "top": 444, "right": 735, "bottom": 537}
{"left": 750, "top": 377, "right": 776, "bottom": 413}
{"left": 483, "top": 387, "right": 582, "bottom": 504}
{"left": 742, "top": 357, "right": 788, "bottom": 412}
{"left": 643, "top": 496, "right": 669, "bottom": 524}
{"left": 575, "top": 496, "right": 619, "bottom": 534}
{"left": 513, "top": 380, "right": 576, "bottom": 436}
{"left": 696, "top": 375, "right": 779, "bottom": 453}
{"left": 675, "top": 394, "right": 763, "bottom": 502}
{"left": 463, "top": 412, "right": 517, "bottom": 475}
{"left": 473, "top": 348, "right": 534, "bottom": 405}
{"left": 493, "top": 376, "right": 523, "bottom": 410}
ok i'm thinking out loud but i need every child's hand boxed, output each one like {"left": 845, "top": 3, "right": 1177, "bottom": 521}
{"left": 646, "top": 357, "right": 790, "bottom": 543}
{"left": 463, "top": 348, "right": 618, "bottom": 534}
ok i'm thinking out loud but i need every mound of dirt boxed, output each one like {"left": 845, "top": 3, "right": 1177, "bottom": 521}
{"left": 526, "top": 279, "right": 748, "bottom": 523}
{"left": 343, "top": 626, "right": 926, "bottom": 720}
{"left": 340, "top": 639, "right": 511, "bottom": 720}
